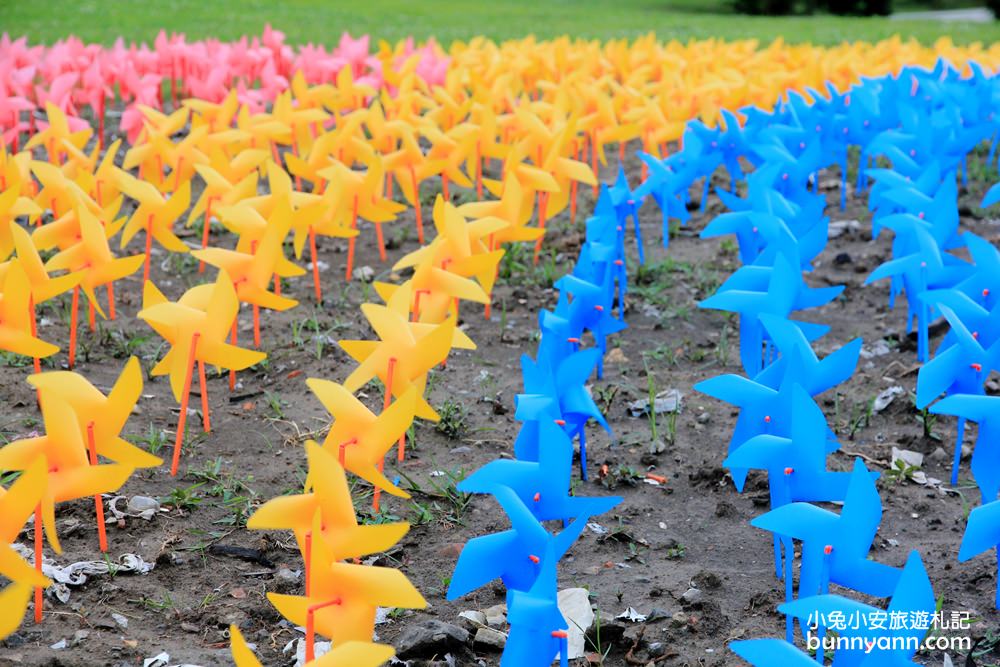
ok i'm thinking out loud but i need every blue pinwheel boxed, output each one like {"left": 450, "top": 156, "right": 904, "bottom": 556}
{"left": 551, "top": 274, "right": 627, "bottom": 378}
{"left": 730, "top": 638, "right": 816, "bottom": 666}
{"left": 700, "top": 254, "right": 843, "bottom": 376}
{"left": 634, "top": 151, "right": 695, "bottom": 248}
{"left": 517, "top": 347, "right": 610, "bottom": 479}
{"left": 607, "top": 164, "right": 645, "bottom": 265}
{"left": 448, "top": 485, "right": 591, "bottom": 604}
{"left": 725, "top": 385, "right": 867, "bottom": 639}
{"left": 959, "top": 499, "right": 1000, "bottom": 609}
{"left": 777, "top": 550, "right": 934, "bottom": 667}
{"left": 460, "top": 419, "right": 621, "bottom": 523}
{"left": 930, "top": 395, "right": 1000, "bottom": 503}
{"left": 502, "top": 545, "right": 570, "bottom": 667}
{"left": 752, "top": 460, "right": 902, "bottom": 606}
{"left": 916, "top": 303, "right": 1000, "bottom": 483}
{"left": 865, "top": 226, "right": 971, "bottom": 362}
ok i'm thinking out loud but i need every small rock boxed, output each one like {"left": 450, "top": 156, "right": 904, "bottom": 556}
{"left": 873, "top": 386, "right": 904, "bottom": 412}
{"left": 112, "top": 612, "right": 129, "bottom": 629}
{"left": 275, "top": 568, "right": 300, "bottom": 583}
{"left": 829, "top": 219, "right": 860, "bottom": 239}
{"left": 50, "top": 639, "right": 67, "bottom": 650}
{"left": 671, "top": 611, "right": 688, "bottom": 627}
{"left": 681, "top": 587, "right": 703, "bottom": 605}
{"left": 180, "top": 622, "right": 200, "bottom": 633}
{"left": 834, "top": 252, "right": 852, "bottom": 265}
{"left": 473, "top": 627, "right": 507, "bottom": 650}
{"left": 605, "top": 347, "right": 628, "bottom": 365}
{"left": 458, "top": 610, "right": 486, "bottom": 629}
{"left": 395, "top": 620, "right": 469, "bottom": 658}
{"left": 928, "top": 447, "right": 948, "bottom": 463}
{"left": 450, "top": 446, "right": 472, "bottom": 454}
{"left": 352, "top": 265, "right": 375, "bottom": 282}
{"left": 437, "top": 543, "right": 464, "bottom": 559}
{"left": 127, "top": 496, "right": 160, "bottom": 520}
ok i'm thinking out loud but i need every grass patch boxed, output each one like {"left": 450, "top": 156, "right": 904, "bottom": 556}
{"left": 3, "top": 0, "right": 999, "bottom": 47}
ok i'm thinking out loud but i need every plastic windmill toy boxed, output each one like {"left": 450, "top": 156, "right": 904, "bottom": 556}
{"left": 28, "top": 357, "right": 157, "bottom": 553}
{"left": 0, "top": 393, "right": 134, "bottom": 623}
{"left": 138, "top": 270, "right": 266, "bottom": 475}
{"left": 43, "top": 207, "right": 144, "bottom": 368}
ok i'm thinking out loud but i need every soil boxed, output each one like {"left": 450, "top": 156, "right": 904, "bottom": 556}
{"left": 2, "top": 147, "right": 999, "bottom": 667}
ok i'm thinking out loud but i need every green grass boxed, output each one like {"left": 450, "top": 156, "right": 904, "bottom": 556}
{"left": 2, "top": 0, "right": 998, "bottom": 47}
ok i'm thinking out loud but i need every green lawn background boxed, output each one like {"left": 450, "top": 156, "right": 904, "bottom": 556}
{"left": 1, "top": 0, "right": 998, "bottom": 46}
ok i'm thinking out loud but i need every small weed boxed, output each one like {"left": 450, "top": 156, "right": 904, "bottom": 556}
{"left": 161, "top": 483, "right": 205, "bottom": 512}
{"left": 435, "top": 399, "right": 467, "bottom": 440}
{"left": 135, "top": 423, "right": 169, "bottom": 457}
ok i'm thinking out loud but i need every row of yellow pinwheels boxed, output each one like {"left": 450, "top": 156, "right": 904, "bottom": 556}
{"left": 229, "top": 193, "right": 513, "bottom": 665}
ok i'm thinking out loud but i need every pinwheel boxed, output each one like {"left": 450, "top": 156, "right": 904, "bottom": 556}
{"left": 448, "top": 485, "right": 592, "bottom": 603}
{"left": 267, "top": 555, "right": 425, "bottom": 662}
{"left": 752, "top": 460, "right": 901, "bottom": 612}
{"left": 548, "top": 273, "right": 626, "bottom": 378}
{"left": 633, "top": 152, "right": 695, "bottom": 248}
{"left": 517, "top": 347, "right": 609, "bottom": 479}
{"left": 248, "top": 440, "right": 410, "bottom": 566}
{"left": 229, "top": 624, "right": 395, "bottom": 667}
{"left": 0, "top": 222, "right": 79, "bottom": 373}
{"left": 138, "top": 270, "right": 266, "bottom": 475}
{"left": 0, "top": 179, "right": 41, "bottom": 259}
{"left": 307, "top": 379, "right": 418, "bottom": 497}
{"left": 187, "top": 163, "right": 260, "bottom": 271}
{"left": 312, "top": 158, "right": 401, "bottom": 285}
{"left": 930, "top": 395, "right": 1000, "bottom": 503}
{"left": 916, "top": 304, "right": 1000, "bottom": 483}
{"left": 340, "top": 304, "right": 455, "bottom": 422}
{"left": 502, "top": 545, "right": 570, "bottom": 667}
{"left": 383, "top": 126, "right": 446, "bottom": 245}
{"left": 193, "top": 198, "right": 301, "bottom": 348}
{"left": 25, "top": 102, "right": 91, "bottom": 165}
{"left": 724, "top": 385, "right": 865, "bottom": 637}
{"left": 777, "top": 550, "right": 935, "bottom": 665}
{"left": 30, "top": 160, "right": 101, "bottom": 224}
{"left": 0, "top": 259, "right": 60, "bottom": 362}
{"left": 44, "top": 207, "right": 144, "bottom": 368}
{"left": 0, "top": 396, "right": 134, "bottom": 621}
{"left": 701, "top": 254, "right": 843, "bottom": 376}
{"left": 117, "top": 171, "right": 192, "bottom": 282}
{"left": 421, "top": 123, "right": 475, "bottom": 202}
{"left": 605, "top": 165, "right": 645, "bottom": 265}
{"left": 462, "top": 419, "right": 620, "bottom": 523}
{"left": 27, "top": 357, "right": 158, "bottom": 551}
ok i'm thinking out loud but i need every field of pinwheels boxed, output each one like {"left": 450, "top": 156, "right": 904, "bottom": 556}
{"left": 1, "top": 21, "right": 1000, "bottom": 667}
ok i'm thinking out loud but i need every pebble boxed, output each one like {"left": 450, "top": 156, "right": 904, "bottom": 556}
{"left": 180, "top": 622, "right": 200, "bottom": 633}
{"left": 473, "top": 627, "right": 507, "bottom": 650}
{"left": 671, "top": 611, "right": 689, "bottom": 626}
{"left": 457, "top": 610, "right": 486, "bottom": 629}
{"left": 275, "top": 568, "right": 300, "bottom": 582}
{"left": 395, "top": 620, "right": 469, "bottom": 658}
{"left": 681, "top": 587, "right": 703, "bottom": 605}
{"left": 928, "top": 447, "right": 948, "bottom": 463}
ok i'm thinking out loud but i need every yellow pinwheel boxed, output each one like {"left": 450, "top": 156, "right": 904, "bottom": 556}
{"left": 117, "top": 170, "right": 191, "bottom": 281}
{"left": 230, "top": 624, "right": 394, "bottom": 667}
{"left": 339, "top": 305, "right": 456, "bottom": 422}
{"left": 307, "top": 381, "right": 417, "bottom": 496}
{"left": 44, "top": 207, "right": 144, "bottom": 367}
{"left": 0, "top": 260, "right": 59, "bottom": 360}
{"left": 248, "top": 440, "right": 410, "bottom": 560}
{"left": 193, "top": 198, "right": 302, "bottom": 347}
{"left": 138, "top": 270, "right": 265, "bottom": 475}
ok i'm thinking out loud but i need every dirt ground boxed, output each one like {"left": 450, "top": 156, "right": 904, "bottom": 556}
{"left": 2, "top": 147, "right": 999, "bottom": 667}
